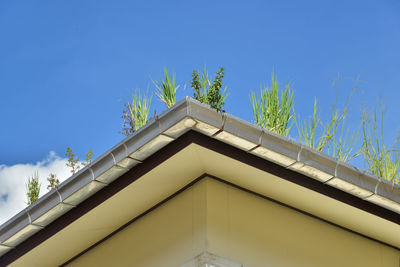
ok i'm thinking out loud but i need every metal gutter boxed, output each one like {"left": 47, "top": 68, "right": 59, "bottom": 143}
{"left": 0, "top": 97, "right": 399, "bottom": 257}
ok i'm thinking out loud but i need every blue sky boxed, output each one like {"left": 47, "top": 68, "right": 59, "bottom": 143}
{"left": 0, "top": 0, "right": 399, "bottom": 188}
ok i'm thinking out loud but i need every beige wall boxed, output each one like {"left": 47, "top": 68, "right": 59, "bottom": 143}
{"left": 68, "top": 178, "right": 400, "bottom": 267}
{"left": 67, "top": 179, "right": 208, "bottom": 267}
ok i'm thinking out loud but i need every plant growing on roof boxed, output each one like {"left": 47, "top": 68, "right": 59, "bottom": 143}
{"left": 153, "top": 67, "right": 179, "bottom": 108}
{"left": 26, "top": 171, "right": 41, "bottom": 205}
{"left": 361, "top": 104, "right": 400, "bottom": 183}
{"left": 250, "top": 72, "right": 294, "bottom": 136}
{"left": 296, "top": 84, "right": 361, "bottom": 163}
{"left": 328, "top": 107, "right": 361, "bottom": 163}
{"left": 191, "top": 66, "right": 228, "bottom": 112}
{"left": 47, "top": 173, "right": 60, "bottom": 190}
{"left": 295, "top": 81, "right": 361, "bottom": 162}
{"left": 81, "top": 149, "right": 93, "bottom": 167}
{"left": 296, "top": 99, "right": 319, "bottom": 149}
{"left": 121, "top": 89, "right": 152, "bottom": 136}
{"left": 60, "top": 147, "right": 95, "bottom": 182}
{"left": 328, "top": 89, "right": 362, "bottom": 163}
{"left": 296, "top": 98, "right": 346, "bottom": 152}
{"left": 66, "top": 146, "right": 80, "bottom": 174}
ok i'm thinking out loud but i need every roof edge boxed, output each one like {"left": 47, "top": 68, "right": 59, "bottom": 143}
{"left": 0, "top": 97, "right": 399, "bottom": 255}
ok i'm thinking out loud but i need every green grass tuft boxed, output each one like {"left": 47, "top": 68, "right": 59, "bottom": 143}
{"left": 154, "top": 67, "right": 179, "bottom": 108}
{"left": 26, "top": 171, "right": 41, "bottom": 205}
{"left": 250, "top": 71, "right": 294, "bottom": 136}
{"left": 121, "top": 89, "right": 152, "bottom": 136}
{"left": 361, "top": 104, "right": 400, "bottom": 183}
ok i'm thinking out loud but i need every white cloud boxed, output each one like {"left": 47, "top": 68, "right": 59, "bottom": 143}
{"left": 0, "top": 152, "right": 71, "bottom": 225}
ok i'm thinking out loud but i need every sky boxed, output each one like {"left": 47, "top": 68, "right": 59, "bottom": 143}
{"left": 0, "top": 0, "right": 399, "bottom": 223}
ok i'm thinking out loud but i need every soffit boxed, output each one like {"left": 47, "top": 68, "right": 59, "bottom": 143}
{"left": 195, "top": 145, "right": 400, "bottom": 248}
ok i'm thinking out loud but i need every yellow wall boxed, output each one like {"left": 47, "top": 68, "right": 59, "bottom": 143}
{"left": 68, "top": 178, "right": 399, "bottom": 267}
{"left": 205, "top": 179, "right": 399, "bottom": 267}
{"left": 67, "top": 178, "right": 207, "bottom": 267}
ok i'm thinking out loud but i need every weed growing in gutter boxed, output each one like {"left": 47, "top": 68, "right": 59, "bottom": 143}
{"left": 191, "top": 66, "right": 228, "bottom": 112}
{"left": 329, "top": 109, "right": 362, "bottom": 163}
{"left": 295, "top": 81, "right": 363, "bottom": 164}
{"left": 250, "top": 72, "right": 294, "bottom": 136}
{"left": 361, "top": 105, "right": 400, "bottom": 183}
{"left": 82, "top": 149, "right": 93, "bottom": 167}
{"left": 121, "top": 89, "right": 152, "bottom": 136}
{"left": 65, "top": 147, "right": 94, "bottom": 174}
{"left": 47, "top": 173, "right": 60, "bottom": 190}
{"left": 154, "top": 67, "right": 179, "bottom": 108}
{"left": 295, "top": 99, "right": 320, "bottom": 149}
{"left": 328, "top": 89, "right": 362, "bottom": 163}
{"left": 26, "top": 171, "right": 41, "bottom": 205}
{"left": 66, "top": 147, "right": 81, "bottom": 174}
{"left": 296, "top": 97, "right": 347, "bottom": 153}
{"left": 25, "top": 147, "right": 93, "bottom": 206}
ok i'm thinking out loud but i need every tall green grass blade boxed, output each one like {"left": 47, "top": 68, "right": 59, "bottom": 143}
{"left": 121, "top": 89, "right": 152, "bottom": 136}
{"left": 250, "top": 71, "right": 294, "bottom": 136}
{"left": 296, "top": 84, "right": 361, "bottom": 164}
{"left": 361, "top": 104, "right": 400, "bottom": 183}
{"left": 154, "top": 67, "right": 179, "bottom": 108}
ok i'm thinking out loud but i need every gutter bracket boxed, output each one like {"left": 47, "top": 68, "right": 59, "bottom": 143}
{"left": 110, "top": 153, "right": 117, "bottom": 166}
{"left": 286, "top": 145, "right": 304, "bottom": 169}
{"left": 334, "top": 160, "right": 339, "bottom": 178}
{"left": 157, "top": 118, "right": 163, "bottom": 135}
{"left": 25, "top": 209, "right": 32, "bottom": 225}
{"left": 297, "top": 145, "right": 303, "bottom": 163}
{"left": 363, "top": 179, "right": 382, "bottom": 200}
{"left": 55, "top": 188, "right": 76, "bottom": 207}
{"left": 324, "top": 160, "right": 340, "bottom": 184}
{"left": 122, "top": 143, "right": 129, "bottom": 158}
{"left": 220, "top": 112, "right": 227, "bottom": 131}
{"left": 89, "top": 168, "right": 95, "bottom": 181}
{"left": 258, "top": 128, "right": 264, "bottom": 146}
{"left": 374, "top": 179, "right": 382, "bottom": 195}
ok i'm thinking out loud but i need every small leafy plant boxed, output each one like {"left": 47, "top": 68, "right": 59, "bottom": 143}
{"left": 154, "top": 67, "right": 179, "bottom": 108}
{"left": 26, "top": 171, "right": 41, "bottom": 205}
{"left": 47, "top": 173, "right": 60, "bottom": 190}
{"left": 65, "top": 147, "right": 94, "bottom": 174}
{"left": 191, "top": 66, "right": 228, "bottom": 112}
{"left": 66, "top": 147, "right": 80, "bottom": 174}
{"left": 121, "top": 89, "right": 152, "bottom": 136}
{"left": 250, "top": 72, "right": 294, "bottom": 136}
{"left": 82, "top": 149, "right": 93, "bottom": 167}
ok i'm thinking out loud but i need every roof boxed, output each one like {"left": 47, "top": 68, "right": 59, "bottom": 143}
{"left": 0, "top": 97, "right": 399, "bottom": 265}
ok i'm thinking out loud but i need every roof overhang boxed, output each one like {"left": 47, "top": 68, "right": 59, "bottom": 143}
{"left": 0, "top": 97, "right": 399, "bottom": 265}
